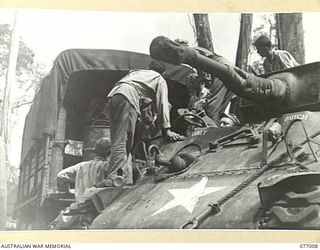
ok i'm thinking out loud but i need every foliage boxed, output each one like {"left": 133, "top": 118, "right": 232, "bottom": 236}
{"left": 252, "top": 14, "right": 277, "bottom": 46}
{"left": 0, "top": 23, "right": 46, "bottom": 188}
{"left": 0, "top": 24, "right": 45, "bottom": 104}
{"left": 7, "top": 163, "right": 18, "bottom": 190}
{"left": 0, "top": 24, "right": 38, "bottom": 77}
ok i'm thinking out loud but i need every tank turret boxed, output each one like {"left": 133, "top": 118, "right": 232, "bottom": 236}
{"left": 150, "top": 36, "right": 320, "bottom": 114}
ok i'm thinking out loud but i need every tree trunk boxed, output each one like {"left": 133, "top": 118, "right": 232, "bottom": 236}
{"left": 0, "top": 11, "right": 19, "bottom": 230}
{"left": 235, "top": 14, "right": 253, "bottom": 70}
{"left": 276, "top": 13, "right": 305, "bottom": 64}
{"left": 0, "top": 136, "right": 7, "bottom": 229}
{"left": 193, "top": 13, "right": 214, "bottom": 51}
{"left": 231, "top": 14, "right": 253, "bottom": 120}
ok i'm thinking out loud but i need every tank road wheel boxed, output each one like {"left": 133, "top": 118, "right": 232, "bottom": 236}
{"left": 258, "top": 173, "right": 320, "bottom": 229}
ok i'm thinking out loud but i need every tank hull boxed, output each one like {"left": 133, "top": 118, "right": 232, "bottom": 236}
{"left": 91, "top": 111, "right": 320, "bottom": 229}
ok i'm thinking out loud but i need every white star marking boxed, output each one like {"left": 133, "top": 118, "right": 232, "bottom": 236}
{"left": 152, "top": 177, "right": 226, "bottom": 216}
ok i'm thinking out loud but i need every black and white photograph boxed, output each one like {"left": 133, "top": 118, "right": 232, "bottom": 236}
{"left": 1, "top": 6, "right": 320, "bottom": 238}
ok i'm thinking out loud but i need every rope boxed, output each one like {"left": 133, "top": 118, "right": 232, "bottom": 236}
{"left": 181, "top": 120, "right": 320, "bottom": 229}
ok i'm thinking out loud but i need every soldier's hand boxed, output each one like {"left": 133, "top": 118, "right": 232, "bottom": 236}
{"left": 165, "top": 129, "right": 185, "bottom": 142}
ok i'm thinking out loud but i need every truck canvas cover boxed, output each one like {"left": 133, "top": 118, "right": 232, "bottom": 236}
{"left": 21, "top": 49, "right": 192, "bottom": 162}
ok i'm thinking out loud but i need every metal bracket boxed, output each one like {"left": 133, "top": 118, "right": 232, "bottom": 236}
{"left": 209, "top": 128, "right": 260, "bottom": 151}
{"left": 262, "top": 118, "right": 277, "bottom": 166}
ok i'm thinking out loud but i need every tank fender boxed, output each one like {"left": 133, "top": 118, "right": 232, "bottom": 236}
{"left": 258, "top": 172, "right": 320, "bottom": 206}
{"left": 258, "top": 172, "right": 320, "bottom": 229}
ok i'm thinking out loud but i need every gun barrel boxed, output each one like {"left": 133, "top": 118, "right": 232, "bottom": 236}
{"left": 150, "top": 36, "right": 288, "bottom": 108}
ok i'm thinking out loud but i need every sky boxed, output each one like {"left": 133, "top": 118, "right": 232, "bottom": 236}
{"left": 1, "top": 9, "right": 318, "bottom": 73}
{"left": 1, "top": 9, "right": 320, "bottom": 166}
{"left": 0, "top": 9, "right": 241, "bottom": 69}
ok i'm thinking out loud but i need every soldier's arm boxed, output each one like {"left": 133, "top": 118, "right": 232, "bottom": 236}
{"left": 277, "top": 51, "right": 300, "bottom": 69}
{"left": 155, "top": 76, "right": 171, "bottom": 129}
{"left": 56, "top": 163, "right": 81, "bottom": 192}
{"left": 155, "top": 76, "right": 184, "bottom": 141}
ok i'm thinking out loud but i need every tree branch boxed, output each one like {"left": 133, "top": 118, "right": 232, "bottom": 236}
{"left": 11, "top": 100, "right": 33, "bottom": 111}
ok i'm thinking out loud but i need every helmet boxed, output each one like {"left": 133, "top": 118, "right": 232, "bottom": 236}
{"left": 220, "top": 113, "right": 241, "bottom": 127}
{"left": 149, "top": 60, "right": 166, "bottom": 74}
{"left": 253, "top": 35, "right": 272, "bottom": 48}
{"left": 94, "top": 137, "right": 111, "bottom": 158}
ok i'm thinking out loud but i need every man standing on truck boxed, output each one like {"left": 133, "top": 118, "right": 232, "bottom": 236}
{"left": 57, "top": 137, "right": 111, "bottom": 203}
{"left": 253, "top": 35, "right": 299, "bottom": 73}
{"left": 106, "top": 60, "right": 184, "bottom": 184}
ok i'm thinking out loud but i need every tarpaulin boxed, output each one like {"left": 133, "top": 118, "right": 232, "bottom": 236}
{"left": 21, "top": 49, "right": 193, "bottom": 162}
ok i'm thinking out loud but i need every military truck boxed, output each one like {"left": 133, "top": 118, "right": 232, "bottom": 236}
{"left": 14, "top": 49, "right": 193, "bottom": 229}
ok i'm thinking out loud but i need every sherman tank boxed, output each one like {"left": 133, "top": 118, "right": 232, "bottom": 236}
{"left": 90, "top": 37, "right": 320, "bottom": 230}
{"left": 16, "top": 43, "right": 320, "bottom": 230}
{"left": 89, "top": 109, "right": 320, "bottom": 229}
